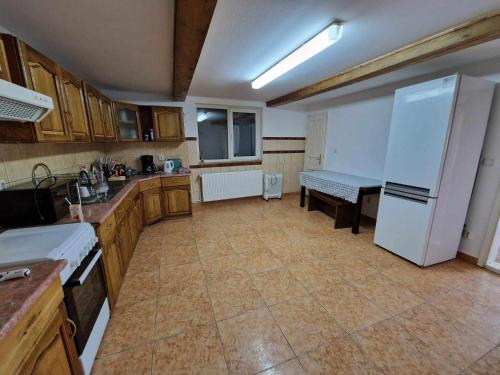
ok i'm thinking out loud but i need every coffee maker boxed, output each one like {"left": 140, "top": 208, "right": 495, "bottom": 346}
{"left": 140, "top": 155, "right": 156, "bottom": 174}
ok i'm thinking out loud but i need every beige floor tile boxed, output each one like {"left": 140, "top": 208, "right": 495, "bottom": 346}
{"left": 328, "top": 255, "right": 380, "bottom": 282}
{"left": 238, "top": 248, "right": 284, "bottom": 274}
{"left": 202, "top": 254, "right": 247, "bottom": 283}
{"left": 92, "top": 342, "right": 153, "bottom": 375}
{"left": 298, "top": 337, "right": 383, "bottom": 374}
{"left": 155, "top": 288, "right": 214, "bottom": 339}
{"left": 352, "top": 273, "right": 423, "bottom": 315}
{"left": 152, "top": 324, "right": 227, "bottom": 374}
{"left": 207, "top": 274, "right": 265, "bottom": 321}
{"left": 251, "top": 268, "right": 307, "bottom": 305}
{"left": 353, "top": 318, "right": 456, "bottom": 375}
{"left": 429, "top": 288, "right": 500, "bottom": 344}
{"left": 259, "top": 359, "right": 305, "bottom": 375}
{"left": 227, "top": 233, "right": 268, "bottom": 254}
{"left": 97, "top": 300, "right": 156, "bottom": 357}
{"left": 312, "top": 282, "right": 388, "bottom": 333}
{"left": 464, "top": 346, "right": 500, "bottom": 375}
{"left": 160, "top": 243, "right": 199, "bottom": 267}
{"left": 115, "top": 270, "right": 158, "bottom": 308}
{"left": 396, "top": 303, "right": 494, "bottom": 370}
{"left": 217, "top": 308, "right": 294, "bottom": 375}
{"left": 270, "top": 295, "right": 346, "bottom": 354}
{"left": 158, "top": 261, "right": 206, "bottom": 297}
{"left": 287, "top": 259, "right": 343, "bottom": 291}
{"left": 197, "top": 238, "right": 235, "bottom": 260}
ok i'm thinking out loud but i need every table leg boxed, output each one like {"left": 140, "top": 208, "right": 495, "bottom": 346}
{"left": 300, "top": 186, "right": 306, "bottom": 207}
{"left": 352, "top": 192, "right": 364, "bottom": 234}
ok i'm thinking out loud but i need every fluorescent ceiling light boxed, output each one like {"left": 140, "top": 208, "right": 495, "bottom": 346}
{"left": 252, "top": 23, "right": 343, "bottom": 89}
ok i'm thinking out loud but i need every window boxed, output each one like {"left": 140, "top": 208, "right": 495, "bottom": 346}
{"left": 197, "top": 106, "right": 261, "bottom": 162}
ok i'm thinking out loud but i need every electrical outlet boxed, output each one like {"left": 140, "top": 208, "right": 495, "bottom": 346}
{"left": 158, "top": 154, "right": 165, "bottom": 161}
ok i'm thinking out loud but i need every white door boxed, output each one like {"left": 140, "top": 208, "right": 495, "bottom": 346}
{"left": 304, "top": 112, "right": 327, "bottom": 171}
{"left": 383, "top": 76, "right": 458, "bottom": 196}
{"left": 374, "top": 189, "right": 436, "bottom": 265}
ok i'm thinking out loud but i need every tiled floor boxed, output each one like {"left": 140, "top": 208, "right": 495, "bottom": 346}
{"left": 92, "top": 193, "right": 500, "bottom": 375}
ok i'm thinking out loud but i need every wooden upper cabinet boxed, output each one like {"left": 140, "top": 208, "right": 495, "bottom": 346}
{"left": 18, "top": 42, "right": 71, "bottom": 142}
{"left": 0, "top": 35, "right": 11, "bottom": 81}
{"left": 152, "top": 106, "right": 184, "bottom": 142}
{"left": 84, "top": 83, "right": 116, "bottom": 142}
{"left": 60, "top": 70, "right": 91, "bottom": 142}
{"left": 114, "top": 102, "right": 142, "bottom": 141}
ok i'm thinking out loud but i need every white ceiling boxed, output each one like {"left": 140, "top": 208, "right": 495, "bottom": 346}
{"left": 0, "top": 0, "right": 174, "bottom": 95}
{"left": 0, "top": 0, "right": 499, "bottom": 106}
{"left": 190, "top": 0, "right": 500, "bottom": 102}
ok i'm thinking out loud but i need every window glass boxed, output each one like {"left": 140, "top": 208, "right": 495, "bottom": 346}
{"left": 197, "top": 108, "right": 228, "bottom": 160}
{"left": 233, "top": 112, "right": 256, "bottom": 157}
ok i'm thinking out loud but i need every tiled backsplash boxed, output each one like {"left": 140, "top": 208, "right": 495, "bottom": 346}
{"left": 0, "top": 138, "right": 305, "bottom": 202}
{"left": 0, "top": 143, "right": 105, "bottom": 188}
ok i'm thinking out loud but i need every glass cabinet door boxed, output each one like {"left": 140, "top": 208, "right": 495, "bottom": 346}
{"left": 115, "top": 103, "right": 141, "bottom": 141}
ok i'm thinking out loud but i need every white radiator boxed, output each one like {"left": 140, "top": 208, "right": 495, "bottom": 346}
{"left": 201, "top": 170, "right": 263, "bottom": 202}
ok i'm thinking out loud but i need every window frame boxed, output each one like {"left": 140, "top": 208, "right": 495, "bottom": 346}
{"left": 196, "top": 104, "right": 262, "bottom": 163}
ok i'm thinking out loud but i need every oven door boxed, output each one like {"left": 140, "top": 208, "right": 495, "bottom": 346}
{"left": 63, "top": 248, "right": 107, "bottom": 355}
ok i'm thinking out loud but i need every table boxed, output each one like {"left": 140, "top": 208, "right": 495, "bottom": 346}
{"left": 299, "top": 170, "right": 382, "bottom": 234}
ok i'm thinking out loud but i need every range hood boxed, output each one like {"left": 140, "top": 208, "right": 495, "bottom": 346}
{"left": 0, "top": 78, "right": 54, "bottom": 122}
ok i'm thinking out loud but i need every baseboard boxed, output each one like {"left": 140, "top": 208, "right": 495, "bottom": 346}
{"left": 457, "top": 251, "right": 478, "bottom": 265}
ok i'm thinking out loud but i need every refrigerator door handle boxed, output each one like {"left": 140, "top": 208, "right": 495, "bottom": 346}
{"left": 384, "top": 188, "right": 429, "bottom": 204}
{"left": 385, "top": 181, "right": 431, "bottom": 197}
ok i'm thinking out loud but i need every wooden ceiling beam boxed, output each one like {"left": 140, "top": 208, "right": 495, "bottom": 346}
{"left": 267, "top": 10, "right": 500, "bottom": 107}
{"left": 173, "top": 0, "right": 217, "bottom": 101}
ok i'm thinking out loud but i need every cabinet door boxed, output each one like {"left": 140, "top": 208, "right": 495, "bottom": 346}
{"left": 85, "top": 90, "right": 105, "bottom": 140}
{"left": 115, "top": 103, "right": 142, "bottom": 141}
{"left": 135, "top": 196, "right": 144, "bottom": 231}
{"left": 19, "top": 43, "right": 70, "bottom": 142}
{"left": 152, "top": 107, "right": 184, "bottom": 142}
{"left": 22, "top": 304, "right": 81, "bottom": 375}
{"left": 0, "top": 36, "right": 11, "bottom": 81}
{"left": 162, "top": 186, "right": 192, "bottom": 216}
{"left": 60, "top": 70, "right": 91, "bottom": 142}
{"left": 127, "top": 205, "right": 139, "bottom": 248}
{"left": 141, "top": 188, "right": 162, "bottom": 224}
{"left": 101, "top": 99, "right": 116, "bottom": 140}
{"left": 117, "top": 218, "right": 133, "bottom": 271}
{"left": 102, "top": 239, "right": 123, "bottom": 308}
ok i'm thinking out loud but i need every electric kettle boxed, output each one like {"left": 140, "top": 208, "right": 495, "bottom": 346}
{"left": 164, "top": 160, "right": 175, "bottom": 173}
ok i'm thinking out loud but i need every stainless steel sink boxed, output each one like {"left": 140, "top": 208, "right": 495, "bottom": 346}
{"left": 81, "top": 180, "right": 130, "bottom": 205}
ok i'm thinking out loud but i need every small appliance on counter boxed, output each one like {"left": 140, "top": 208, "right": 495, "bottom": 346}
{"left": 0, "top": 223, "right": 109, "bottom": 375}
{"left": 0, "top": 177, "right": 77, "bottom": 226}
{"left": 140, "top": 155, "right": 156, "bottom": 174}
{"left": 164, "top": 160, "right": 174, "bottom": 173}
{"left": 168, "top": 158, "right": 182, "bottom": 173}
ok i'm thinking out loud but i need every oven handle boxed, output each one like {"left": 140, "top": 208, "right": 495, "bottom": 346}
{"left": 71, "top": 249, "right": 102, "bottom": 286}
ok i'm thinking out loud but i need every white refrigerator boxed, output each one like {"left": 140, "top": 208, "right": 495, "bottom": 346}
{"left": 374, "top": 74, "right": 494, "bottom": 266}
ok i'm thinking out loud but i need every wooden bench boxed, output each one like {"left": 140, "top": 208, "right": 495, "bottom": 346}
{"left": 307, "top": 189, "right": 356, "bottom": 229}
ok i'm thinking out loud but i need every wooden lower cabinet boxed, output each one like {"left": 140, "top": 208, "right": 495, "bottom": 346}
{"left": 101, "top": 238, "right": 123, "bottom": 308}
{"left": 162, "top": 186, "right": 192, "bottom": 216}
{"left": 141, "top": 188, "right": 163, "bottom": 224}
{"left": 20, "top": 303, "right": 80, "bottom": 375}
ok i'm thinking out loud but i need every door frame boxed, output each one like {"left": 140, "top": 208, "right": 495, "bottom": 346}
{"left": 477, "top": 181, "right": 500, "bottom": 270}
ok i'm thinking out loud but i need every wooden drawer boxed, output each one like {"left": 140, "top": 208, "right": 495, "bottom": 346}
{"left": 98, "top": 213, "right": 116, "bottom": 247}
{"left": 139, "top": 178, "right": 161, "bottom": 192}
{"left": 162, "top": 175, "right": 190, "bottom": 187}
{"left": 0, "top": 279, "right": 63, "bottom": 375}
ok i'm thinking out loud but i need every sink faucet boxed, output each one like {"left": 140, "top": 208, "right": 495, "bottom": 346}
{"left": 31, "top": 163, "right": 53, "bottom": 186}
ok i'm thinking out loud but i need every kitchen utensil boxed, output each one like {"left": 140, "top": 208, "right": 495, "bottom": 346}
{"left": 0, "top": 267, "right": 31, "bottom": 283}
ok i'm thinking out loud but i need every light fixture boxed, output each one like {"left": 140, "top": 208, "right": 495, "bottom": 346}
{"left": 252, "top": 23, "right": 343, "bottom": 89}
{"left": 197, "top": 111, "right": 208, "bottom": 122}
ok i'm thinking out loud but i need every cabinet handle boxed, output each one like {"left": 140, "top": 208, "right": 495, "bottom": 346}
{"left": 67, "top": 318, "right": 77, "bottom": 338}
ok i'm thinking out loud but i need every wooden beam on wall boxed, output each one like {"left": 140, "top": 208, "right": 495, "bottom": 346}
{"left": 173, "top": 0, "right": 217, "bottom": 101}
{"left": 267, "top": 10, "right": 500, "bottom": 107}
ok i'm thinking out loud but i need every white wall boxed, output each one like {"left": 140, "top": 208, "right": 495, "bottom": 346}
{"left": 101, "top": 92, "right": 307, "bottom": 138}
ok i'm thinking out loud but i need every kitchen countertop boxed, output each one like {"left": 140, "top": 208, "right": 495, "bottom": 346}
{"left": 58, "top": 172, "right": 191, "bottom": 225}
{"left": 0, "top": 260, "right": 66, "bottom": 342}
